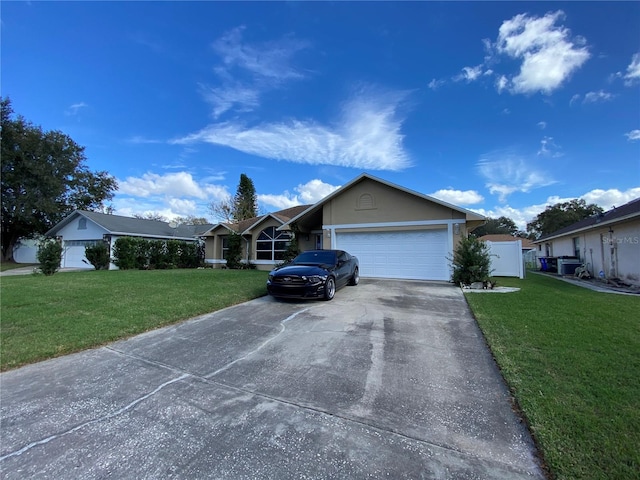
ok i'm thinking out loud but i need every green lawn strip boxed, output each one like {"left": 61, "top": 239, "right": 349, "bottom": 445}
{"left": 1, "top": 269, "right": 269, "bottom": 371}
{"left": 465, "top": 274, "right": 640, "bottom": 480}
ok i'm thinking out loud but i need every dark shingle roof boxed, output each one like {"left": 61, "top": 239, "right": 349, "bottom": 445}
{"left": 536, "top": 197, "right": 640, "bottom": 242}
{"left": 223, "top": 205, "right": 313, "bottom": 234}
{"left": 47, "top": 210, "right": 215, "bottom": 239}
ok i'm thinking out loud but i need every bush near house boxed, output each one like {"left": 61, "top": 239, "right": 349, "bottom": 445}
{"left": 450, "top": 236, "right": 492, "bottom": 286}
{"left": 85, "top": 242, "right": 110, "bottom": 270}
{"left": 112, "top": 237, "right": 203, "bottom": 270}
{"left": 36, "top": 239, "right": 63, "bottom": 275}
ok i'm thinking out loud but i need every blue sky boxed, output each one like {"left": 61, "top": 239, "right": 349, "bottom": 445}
{"left": 3, "top": 1, "right": 639, "bottom": 229}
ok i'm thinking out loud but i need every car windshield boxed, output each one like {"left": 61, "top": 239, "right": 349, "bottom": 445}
{"left": 293, "top": 251, "right": 336, "bottom": 266}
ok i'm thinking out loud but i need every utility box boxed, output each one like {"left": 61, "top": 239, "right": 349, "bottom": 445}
{"left": 558, "top": 258, "right": 582, "bottom": 275}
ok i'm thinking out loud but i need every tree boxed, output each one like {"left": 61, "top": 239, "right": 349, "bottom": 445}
{"left": 232, "top": 173, "right": 258, "bottom": 222}
{"left": 208, "top": 199, "right": 234, "bottom": 223}
{"left": 1, "top": 98, "right": 117, "bottom": 262}
{"left": 471, "top": 216, "right": 520, "bottom": 237}
{"left": 134, "top": 213, "right": 168, "bottom": 222}
{"left": 527, "top": 199, "right": 603, "bottom": 239}
{"left": 174, "top": 215, "right": 210, "bottom": 225}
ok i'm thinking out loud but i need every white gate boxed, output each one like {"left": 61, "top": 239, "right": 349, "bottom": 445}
{"left": 486, "top": 240, "right": 524, "bottom": 278}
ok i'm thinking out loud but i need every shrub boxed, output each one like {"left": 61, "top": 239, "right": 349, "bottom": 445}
{"left": 225, "top": 232, "right": 243, "bottom": 269}
{"left": 112, "top": 237, "right": 137, "bottom": 270}
{"left": 37, "top": 239, "right": 63, "bottom": 276}
{"left": 113, "top": 237, "right": 203, "bottom": 270}
{"left": 450, "top": 236, "right": 492, "bottom": 286}
{"left": 85, "top": 242, "right": 110, "bottom": 270}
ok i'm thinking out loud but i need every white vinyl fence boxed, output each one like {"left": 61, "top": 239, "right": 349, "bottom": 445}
{"left": 485, "top": 240, "right": 524, "bottom": 278}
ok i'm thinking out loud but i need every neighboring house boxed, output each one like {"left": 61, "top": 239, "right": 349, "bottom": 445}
{"left": 39, "top": 210, "right": 214, "bottom": 269}
{"left": 533, "top": 197, "right": 640, "bottom": 285}
{"left": 204, "top": 173, "right": 485, "bottom": 281}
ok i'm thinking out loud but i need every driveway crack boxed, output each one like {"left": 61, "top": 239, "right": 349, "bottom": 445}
{"left": 0, "top": 373, "right": 189, "bottom": 462}
{"left": 204, "top": 307, "right": 310, "bottom": 379}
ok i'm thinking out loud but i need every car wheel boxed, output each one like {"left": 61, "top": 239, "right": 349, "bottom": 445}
{"left": 324, "top": 277, "right": 336, "bottom": 300}
{"left": 349, "top": 267, "right": 359, "bottom": 286}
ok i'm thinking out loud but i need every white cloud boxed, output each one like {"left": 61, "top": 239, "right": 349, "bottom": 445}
{"left": 428, "top": 78, "right": 445, "bottom": 90}
{"left": 173, "top": 90, "right": 412, "bottom": 171}
{"left": 200, "top": 83, "right": 260, "bottom": 119}
{"left": 624, "top": 53, "right": 640, "bottom": 85}
{"left": 570, "top": 94, "right": 581, "bottom": 106}
{"left": 477, "top": 152, "right": 556, "bottom": 202}
{"left": 537, "top": 121, "right": 547, "bottom": 129}
{"left": 258, "top": 179, "right": 340, "bottom": 210}
{"left": 113, "top": 171, "right": 231, "bottom": 221}
{"left": 127, "top": 135, "right": 163, "bottom": 144}
{"left": 625, "top": 129, "right": 640, "bottom": 141}
{"left": 65, "top": 102, "right": 88, "bottom": 116}
{"left": 203, "top": 26, "right": 310, "bottom": 118}
{"left": 454, "top": 65, "right": 484, "bottom": 83}
{"left": 583, "top": 90, "right": 614, "bottom": 104}
{"left": 470, "top": 204, "right": 540, "bottom": 231}
{"left": 537, "top": 136, "right": 562, "bottom": 157}
{"left": 472, "top": 187, "right": 640, "bottom": 232}
{"left": 579, "top": 187, "right": 640, "bottom": 210}
{"left": 496, "top": 75, "right": 509, "bottom": 93}
{"left": 429, "top": 189, "right": 484, "bottom": 206}
{"left": 212, "top": 26, "right": 309, "bottom": 81}
{"left": 118, "top": 172, "right": 209, "bottom": 199}
{"left": 493, "top": 10, "right": 590, "bottom": 94}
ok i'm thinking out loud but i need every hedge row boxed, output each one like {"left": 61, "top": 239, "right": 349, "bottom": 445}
{"left": 112, "top": 237, "right": 203, "bottom": 270}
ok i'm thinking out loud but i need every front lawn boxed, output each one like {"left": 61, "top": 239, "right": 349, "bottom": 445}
{"left": 465, "top": 274, "right": 639, "bottom": 480}
{"left": 0, "top": 268, "right": 269, "bottom": 371}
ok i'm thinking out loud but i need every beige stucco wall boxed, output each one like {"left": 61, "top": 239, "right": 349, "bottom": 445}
{"left": 322, "top": 178, "right": 465, "bottom": 227}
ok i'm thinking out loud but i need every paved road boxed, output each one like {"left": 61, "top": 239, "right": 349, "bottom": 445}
{"left": 0, "top": 280, "right": 544, "bottom": 479}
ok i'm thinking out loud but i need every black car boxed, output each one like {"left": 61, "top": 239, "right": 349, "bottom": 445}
{"left": 267, "top": 250, "right": 359, "bottom": 301}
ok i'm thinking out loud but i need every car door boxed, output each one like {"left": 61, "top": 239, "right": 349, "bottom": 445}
{"left": 335, "top": 251, "right": 352, "bottom": 287}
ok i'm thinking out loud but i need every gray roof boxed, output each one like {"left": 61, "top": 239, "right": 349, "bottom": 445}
{"left": 535, "top": 197, "right": 640, "bottom": 242}
{"left": 46, "top": 210, "right": 215, "bottom": 240}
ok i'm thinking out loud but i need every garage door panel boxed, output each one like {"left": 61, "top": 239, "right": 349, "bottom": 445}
{"left": 336, "top": 230, "right": 449, "bottom": 281}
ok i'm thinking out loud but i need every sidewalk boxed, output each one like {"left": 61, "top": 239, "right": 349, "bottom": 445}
{"left": 0, "top": 266, "right": 92, "bottom": 276}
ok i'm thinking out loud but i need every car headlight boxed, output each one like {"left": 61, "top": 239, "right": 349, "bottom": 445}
{"left": 305, "top": 275, "right": 326, "bottom": 284}
{"left": 268, "top": 275, "right": 274, "bottom": 282}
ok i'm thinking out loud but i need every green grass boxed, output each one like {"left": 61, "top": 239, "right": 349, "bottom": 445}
{"left": 0, "top": 268, "right": 269, "bottom": 371}
{"left": 465, "top": 273, "right": 640, "bottom": 480}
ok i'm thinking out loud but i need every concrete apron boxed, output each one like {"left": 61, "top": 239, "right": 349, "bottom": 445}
{"left": 0, "top": 279, "right": 544, "bottom": 479}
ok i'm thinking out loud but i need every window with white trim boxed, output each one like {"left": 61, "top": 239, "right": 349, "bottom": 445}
{"left": 256, "top": 227, "right": 292, "bottom": 261}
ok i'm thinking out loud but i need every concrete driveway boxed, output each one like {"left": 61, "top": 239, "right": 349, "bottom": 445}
{"left": 0, "top": 280, "right": 544, "bottom": 479}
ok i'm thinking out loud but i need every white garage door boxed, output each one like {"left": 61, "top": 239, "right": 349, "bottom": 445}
{"left": 336, "top": 230, "right": 450, "bottom": 281}
{"left": 62, "top": 240, "right": 96, "bottom": 268}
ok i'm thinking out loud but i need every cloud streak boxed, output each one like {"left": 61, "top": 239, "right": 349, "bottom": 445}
{"left": 477, "top": 151, "right": 556, "bottom": 202}
{"left": 173, "top": 90, "right": 412, "bottom": 171}
{"left": 203, "top": 26, "right": 310, "bottom": 118}
{"left": 259, "top": 179, "right": 340, "bottom": 209}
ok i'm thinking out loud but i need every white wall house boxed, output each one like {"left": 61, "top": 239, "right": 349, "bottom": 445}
{"left": 36, "top": 210, "right": 214, "bottom": 269}
{"left": 533, "top": 198, "right": 640, "bottom": 286}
